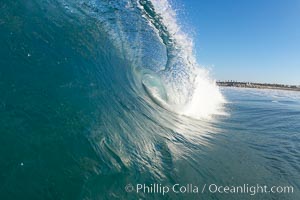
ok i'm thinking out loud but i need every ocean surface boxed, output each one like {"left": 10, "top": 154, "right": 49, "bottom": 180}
{"left": 0, "top": 0, "right": 300, "bottom": 199}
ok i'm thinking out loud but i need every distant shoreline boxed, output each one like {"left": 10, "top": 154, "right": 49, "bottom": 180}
{"left": 217, "top": 81, "right": 300, "bottom": 92}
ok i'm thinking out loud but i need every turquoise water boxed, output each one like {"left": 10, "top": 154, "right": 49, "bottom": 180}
{"left": 1, "top": 0, "right": 300, "bottom": 199}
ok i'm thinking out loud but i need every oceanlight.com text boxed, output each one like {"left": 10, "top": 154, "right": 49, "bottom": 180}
{"left": 125, "top": 183, "right": 294, "bottom": 196}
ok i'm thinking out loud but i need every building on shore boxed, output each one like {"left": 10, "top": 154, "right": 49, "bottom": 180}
{"left": 216, "top": 81, "right": 300, "bottom": 91}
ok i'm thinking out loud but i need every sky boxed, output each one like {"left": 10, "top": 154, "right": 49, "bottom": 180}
{"left": 175, "top": 0, "right": 300, "bottom": 85}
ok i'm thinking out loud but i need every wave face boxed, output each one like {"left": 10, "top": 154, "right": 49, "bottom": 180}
{"left": 3, "top": 0, "right": 300, "bottom": 200}
{"left": 0, "top": 0, "right": 225, "bottom": 198}
{"left": 60, "top": 0, "right": 225, "bottom": 119}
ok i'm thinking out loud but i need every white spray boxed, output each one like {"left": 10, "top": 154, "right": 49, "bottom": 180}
{"left": 148, "top": 0, "right": 226, "bottom": 119}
